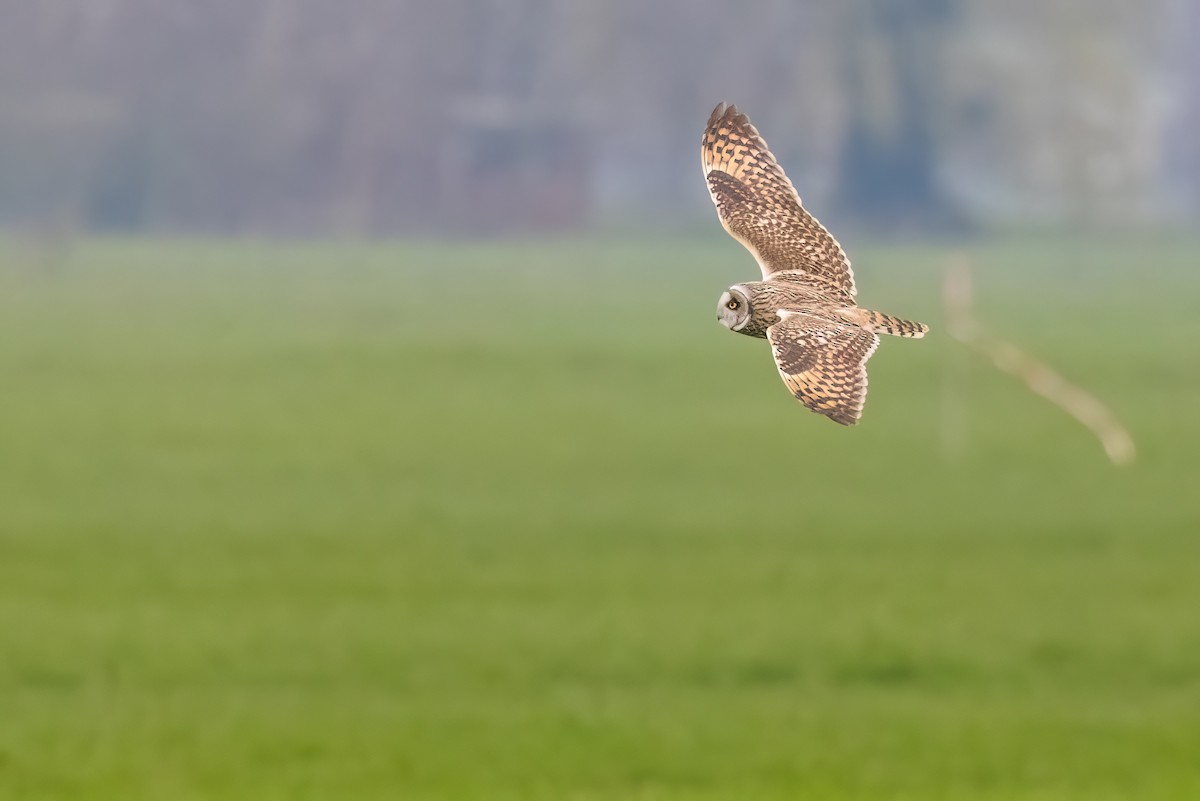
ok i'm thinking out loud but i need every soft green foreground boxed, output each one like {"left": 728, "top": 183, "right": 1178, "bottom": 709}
{"left": 1, "top": 234, "right": 1198, "bottom": 800}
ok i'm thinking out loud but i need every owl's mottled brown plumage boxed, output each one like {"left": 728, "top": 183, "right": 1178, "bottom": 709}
{"left": 768, "top": 311, "right": 878, "bottom": 427}
{"left": 705, "top": 102, "right": 928, "bottom": 425}
{"left": 703, "top": 103, "right": 856, "bottom": 296}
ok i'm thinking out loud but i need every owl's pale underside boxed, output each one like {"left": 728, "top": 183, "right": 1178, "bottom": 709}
{"left": 704, "top": 103, "right": 928, "bottom": 425}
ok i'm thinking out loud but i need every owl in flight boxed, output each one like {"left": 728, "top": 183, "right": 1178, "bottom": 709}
{"left": 704, "top": 103, "right": 928, "bottom": 425}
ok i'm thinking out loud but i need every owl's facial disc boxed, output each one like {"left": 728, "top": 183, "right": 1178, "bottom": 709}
{"left": 716, "top": 287, "right": 751, "bottom": 331}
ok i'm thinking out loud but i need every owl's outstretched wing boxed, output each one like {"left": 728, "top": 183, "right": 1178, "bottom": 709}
{"left": 702, "top": 103, "right": 856, "bottom": 296}
{"left": 766, "top": 310, "right": 879, "bottom": 426}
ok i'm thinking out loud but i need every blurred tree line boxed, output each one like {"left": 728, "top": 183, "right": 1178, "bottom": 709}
{"left": 0, "top": 0, "right": 1193, "bottom": 236}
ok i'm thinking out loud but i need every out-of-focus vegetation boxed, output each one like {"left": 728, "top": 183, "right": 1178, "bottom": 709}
{"left": 1, "top": 236, "right": 1198, "bottom": 800}
{"left": 1, "top": 0, "right": 1196, "bottom": 235}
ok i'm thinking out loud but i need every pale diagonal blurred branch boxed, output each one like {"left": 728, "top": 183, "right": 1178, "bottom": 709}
{"left": 942, "top": 254, "right": 1136, "bottom": 467}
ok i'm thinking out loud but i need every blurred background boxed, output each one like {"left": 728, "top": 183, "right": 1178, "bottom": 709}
{"left": 2, "top": 3, "right": 1199, "bottom": 801}
{"left": 3, "top": 0, "right": 1199, "bottom": 237}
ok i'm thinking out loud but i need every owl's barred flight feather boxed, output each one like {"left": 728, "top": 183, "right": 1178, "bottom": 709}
{"left": 863, "top": 310, "right": 928, "bottom": 338}
{"left": 767, "top": 312, "right": 879, "bottom": 426}
{"left": 702, "top": 103, "right": 856, "bottom": 296}
{"left": 706, "top": 102, "right": 928, "bottom": 425}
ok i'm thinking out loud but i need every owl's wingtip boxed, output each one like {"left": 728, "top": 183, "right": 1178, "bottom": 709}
{"left": 708, "top": 101, "right": 744, "bottom": 126}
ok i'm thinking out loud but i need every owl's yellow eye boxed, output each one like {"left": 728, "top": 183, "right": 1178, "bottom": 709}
{"left": 727, "top": 300, "right": 739, "bottom": 310}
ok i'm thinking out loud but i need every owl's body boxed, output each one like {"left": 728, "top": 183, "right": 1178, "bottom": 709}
{"left": 719, "top": 276, "right": 850, "bottom": 338}
{"left": 703, "top": 103, "right": 928, "bottom": 425}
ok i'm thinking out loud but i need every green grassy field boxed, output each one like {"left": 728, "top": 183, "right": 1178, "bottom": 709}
{"left": 1, "top": 234, "right": 1198, "bottom": 800}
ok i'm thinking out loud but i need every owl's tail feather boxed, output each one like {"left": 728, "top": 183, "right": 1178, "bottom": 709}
{"left": 864, "top": 310, "right": 928, "bottom": 338}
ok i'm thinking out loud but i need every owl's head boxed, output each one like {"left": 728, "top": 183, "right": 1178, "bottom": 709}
{"left": 716, "top": 286, "right": 752, "bottom": 331}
